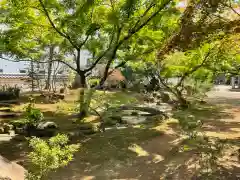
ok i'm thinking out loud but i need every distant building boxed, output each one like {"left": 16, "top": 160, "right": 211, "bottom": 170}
{"left": 0, "top": 58, "right": 69, "bottom": 89}
{"left": 88, "top": 64, "right": 126, "bottom": 87}
{"left": 0, "top": 50, "right": 91, "bottom": 89}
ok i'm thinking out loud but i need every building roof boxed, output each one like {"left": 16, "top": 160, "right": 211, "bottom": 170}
{"left": 0, "top": 73, "right": 68, "bottom": 80}
{"left": 0, "top": 73, "right": 30, "bottom": 79}
{"left": 91, "top": 64, "right": 125, "bottom": 82}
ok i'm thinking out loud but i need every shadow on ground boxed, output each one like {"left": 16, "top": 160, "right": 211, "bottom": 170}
{"left": 48, "top": 127, "right": 171, "bottom": 180}
{"left": 0, "top": 135, "right": 29, "bottom": 164}
{"left": 0, "top": 90, "right": 239, "bottom": 180}
{"left": 48, "top": 126, "right": 240, "bottom": 180}
{"left": 172, "top": 103, "right": 240, "bottom": 136}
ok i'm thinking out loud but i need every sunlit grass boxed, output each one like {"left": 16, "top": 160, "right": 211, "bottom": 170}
{"left": 128, "top": 143, "right": 149, "bottom": 157}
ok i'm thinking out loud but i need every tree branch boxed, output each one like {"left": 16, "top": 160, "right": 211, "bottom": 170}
{"left": 98, "top": 1, "right": 171, "bottom": 86}
{"left": 221, "top": 1, "right": 240, "bottom": 17}
{"left": 85, "top": 0, "right": 171, "bottom": 76}
{"left": 175, "top": 47, "right": 213, "bottom": 88}
{"left": 38, "top": 0, "right": 79, "bottom": 49}
{"left": 131, "top": 1, "right": 156, "bottom": 32}
{"left": 83, "top": 30, "right": 115, "bottom": 73}
{"left": 0, "top": 56, "right": 77, "bottom": 72}
{"left": 118, "top": 0, "right": 171, "bottom": 49}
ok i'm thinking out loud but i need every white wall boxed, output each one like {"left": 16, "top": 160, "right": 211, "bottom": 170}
{"left": 0, "top": 59, "right": 29, "bottom": 74}
{"left": 0, "top": 50, "right": 91, "bottom": 74}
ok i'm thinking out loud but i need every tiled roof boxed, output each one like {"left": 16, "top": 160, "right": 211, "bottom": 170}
{"left": 90, "top": 64, "right": 126, "bottom": 82}
{"left": 0, "top": 73, "right": 68, "bottom": 79}
{"left": 0, "top": 74, "right": 29, "bottom": 79}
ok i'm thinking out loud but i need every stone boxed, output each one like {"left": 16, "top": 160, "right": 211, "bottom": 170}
{"left": 161, "top": 92, "right": 170, "bottom": 103}
{"left": 3, "top": 124, "right": 13, "bottom": 133}
{"left": 156, "top": 101, "right": 162, "bottom": 105}
{"left": 59, "top": 88, "right": 65, "bottom": 94}
{"left": 109, "top": 116, "right": 122, "bottom": 123}
{"left": 0, "top": 127, "right": 4, "bottom": 134}
{"left": 37, "top": 121, "right": 58, "bottom": 130}
{"left": 0, "top": 155, "right": 26, "bottom": 180}
{"left": 131, "top": 111, "right": 139, "bottom": 116}
{"left": 78, "top": 124, "right": 93, "bottom": 130}
{"left": 148, "top": 97, "right": 155, "bottom": 103}
{"left": 152, "top": 92, "right": 158, "bottom": 97}
{"left": 23, "top": 121, "right": 59, "bottom": 137}
{"left": 8, "top": 130, "right": 15, "bottom": 136}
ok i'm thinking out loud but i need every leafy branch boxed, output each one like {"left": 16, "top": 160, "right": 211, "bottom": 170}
{"left": 38, "top": 0, "right": 79, "bottom": 50}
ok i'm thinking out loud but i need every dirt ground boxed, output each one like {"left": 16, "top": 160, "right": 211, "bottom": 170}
{"left": 0, "top": 87, "right": 240, "bottom": 180}
{"left": 48, "top": 86, "right": 240, "bottom": 180}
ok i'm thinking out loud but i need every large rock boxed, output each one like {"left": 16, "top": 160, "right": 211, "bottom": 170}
{"left": 37, "top": 121, "right": 58, "bottom": 130}
{"left": 0, "top": 155, "right": 25, "bottom": 180}
{"left": 25, "top": 121, "right": 58, "bottom": 137}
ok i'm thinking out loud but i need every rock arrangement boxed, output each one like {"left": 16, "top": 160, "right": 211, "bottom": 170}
{"left": 0, "top": 121, "right": 58, "bottom": 138}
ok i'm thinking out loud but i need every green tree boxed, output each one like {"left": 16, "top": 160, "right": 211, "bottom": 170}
{"left": 1, "top": 0, "right": 177, "bottom": 119}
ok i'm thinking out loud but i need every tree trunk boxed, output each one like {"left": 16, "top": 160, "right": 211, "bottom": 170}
{"left": 45, "top": 46, "right": 54, "bottom": 90}
{"left": 79, "top": 71, "right": 87, "bottom": 120}
{"left": 175, "top": 89, "right": 188, "bottom": 108}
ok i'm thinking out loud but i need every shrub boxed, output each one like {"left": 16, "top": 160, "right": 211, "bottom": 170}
{"left": 10, "top": 98, "right": 44, "bottom": 133}
{"left": 24, "top": 98, "right": 44, "bottom": 126}
{"left": 88, "top": 78, "right": 100, "bottom": 88}
{"left": 25, "top": 134, "right": 80, "bottom": 180}
{"left": 0, "top": 85, "right": 20, "bottom": 100}
{"left": 184, "top": 78, "right": 213, "bottom": 98}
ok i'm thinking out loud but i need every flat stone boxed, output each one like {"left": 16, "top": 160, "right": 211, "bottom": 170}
{"left": 0, "top": 134, "right": 13, "bottom": 142}
{"left": 0, "top": 155, "right": 25, "bottom": 180}
{"left": 37, "top": 121, "right": 58, "bottom": 130}
{"left": 122, "top": 116, "right": 147, "bottom": 124}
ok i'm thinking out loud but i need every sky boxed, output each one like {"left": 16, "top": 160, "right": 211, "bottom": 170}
{"left": 0, "top": 50, "right": 91, "bottom": 74}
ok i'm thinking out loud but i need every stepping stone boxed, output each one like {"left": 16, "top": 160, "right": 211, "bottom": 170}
{"left": 0, "top": 108, "right": 11, "bottom": 112}
{"left": 0, "top": 112, "right": 19, "bottom": 118}
{"left": 0, "top": 100, "right": 20, "bottom": 105}
{"left": 0, "top": 155, "right": 25, "bottom": 180}
{"left": 0, "top": 104, "right": 13, "bottom": 108}
{"left": 122, "top": 116, "right": 147, "bottom": 124}
{"left": 0, "top": 134, "right": 13, "bottom": 142}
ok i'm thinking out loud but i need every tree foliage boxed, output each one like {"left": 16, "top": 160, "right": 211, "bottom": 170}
{"left": 1, "top": 0, "right": 240, "bottom": 108}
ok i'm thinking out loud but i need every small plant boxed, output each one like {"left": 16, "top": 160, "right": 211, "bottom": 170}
{"left": 88, "top": 78, "right": 100, "bottom": 88}
{"left": 179, "top": 117, "right": 202, "bottom": 139}
{"left": 24, "top": 97, "right": 44, "bottom": 126}
{"left": 25, "top": 134, "right": 80, "bottom": 180}
{"left": 0, "top": 84, "right": 21, "bottom": 100}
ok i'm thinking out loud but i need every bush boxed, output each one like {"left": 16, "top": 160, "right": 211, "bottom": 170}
{"left": 183, "top": 78, "right": 213, "bottom": 100}
{"left": 25, "top": 134, "right": 80, "bottom": 180}
{"left": 88, "top": 78, "right": 100, "bottom": 88}
{"left": 10, "top": 98, "right": 44, "bottom": 134}
{"left": 0, "top": 85, "right": 20, "bottom": 100}
{"left": 24, "top": 99, "right": 44, "bottom": 126}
